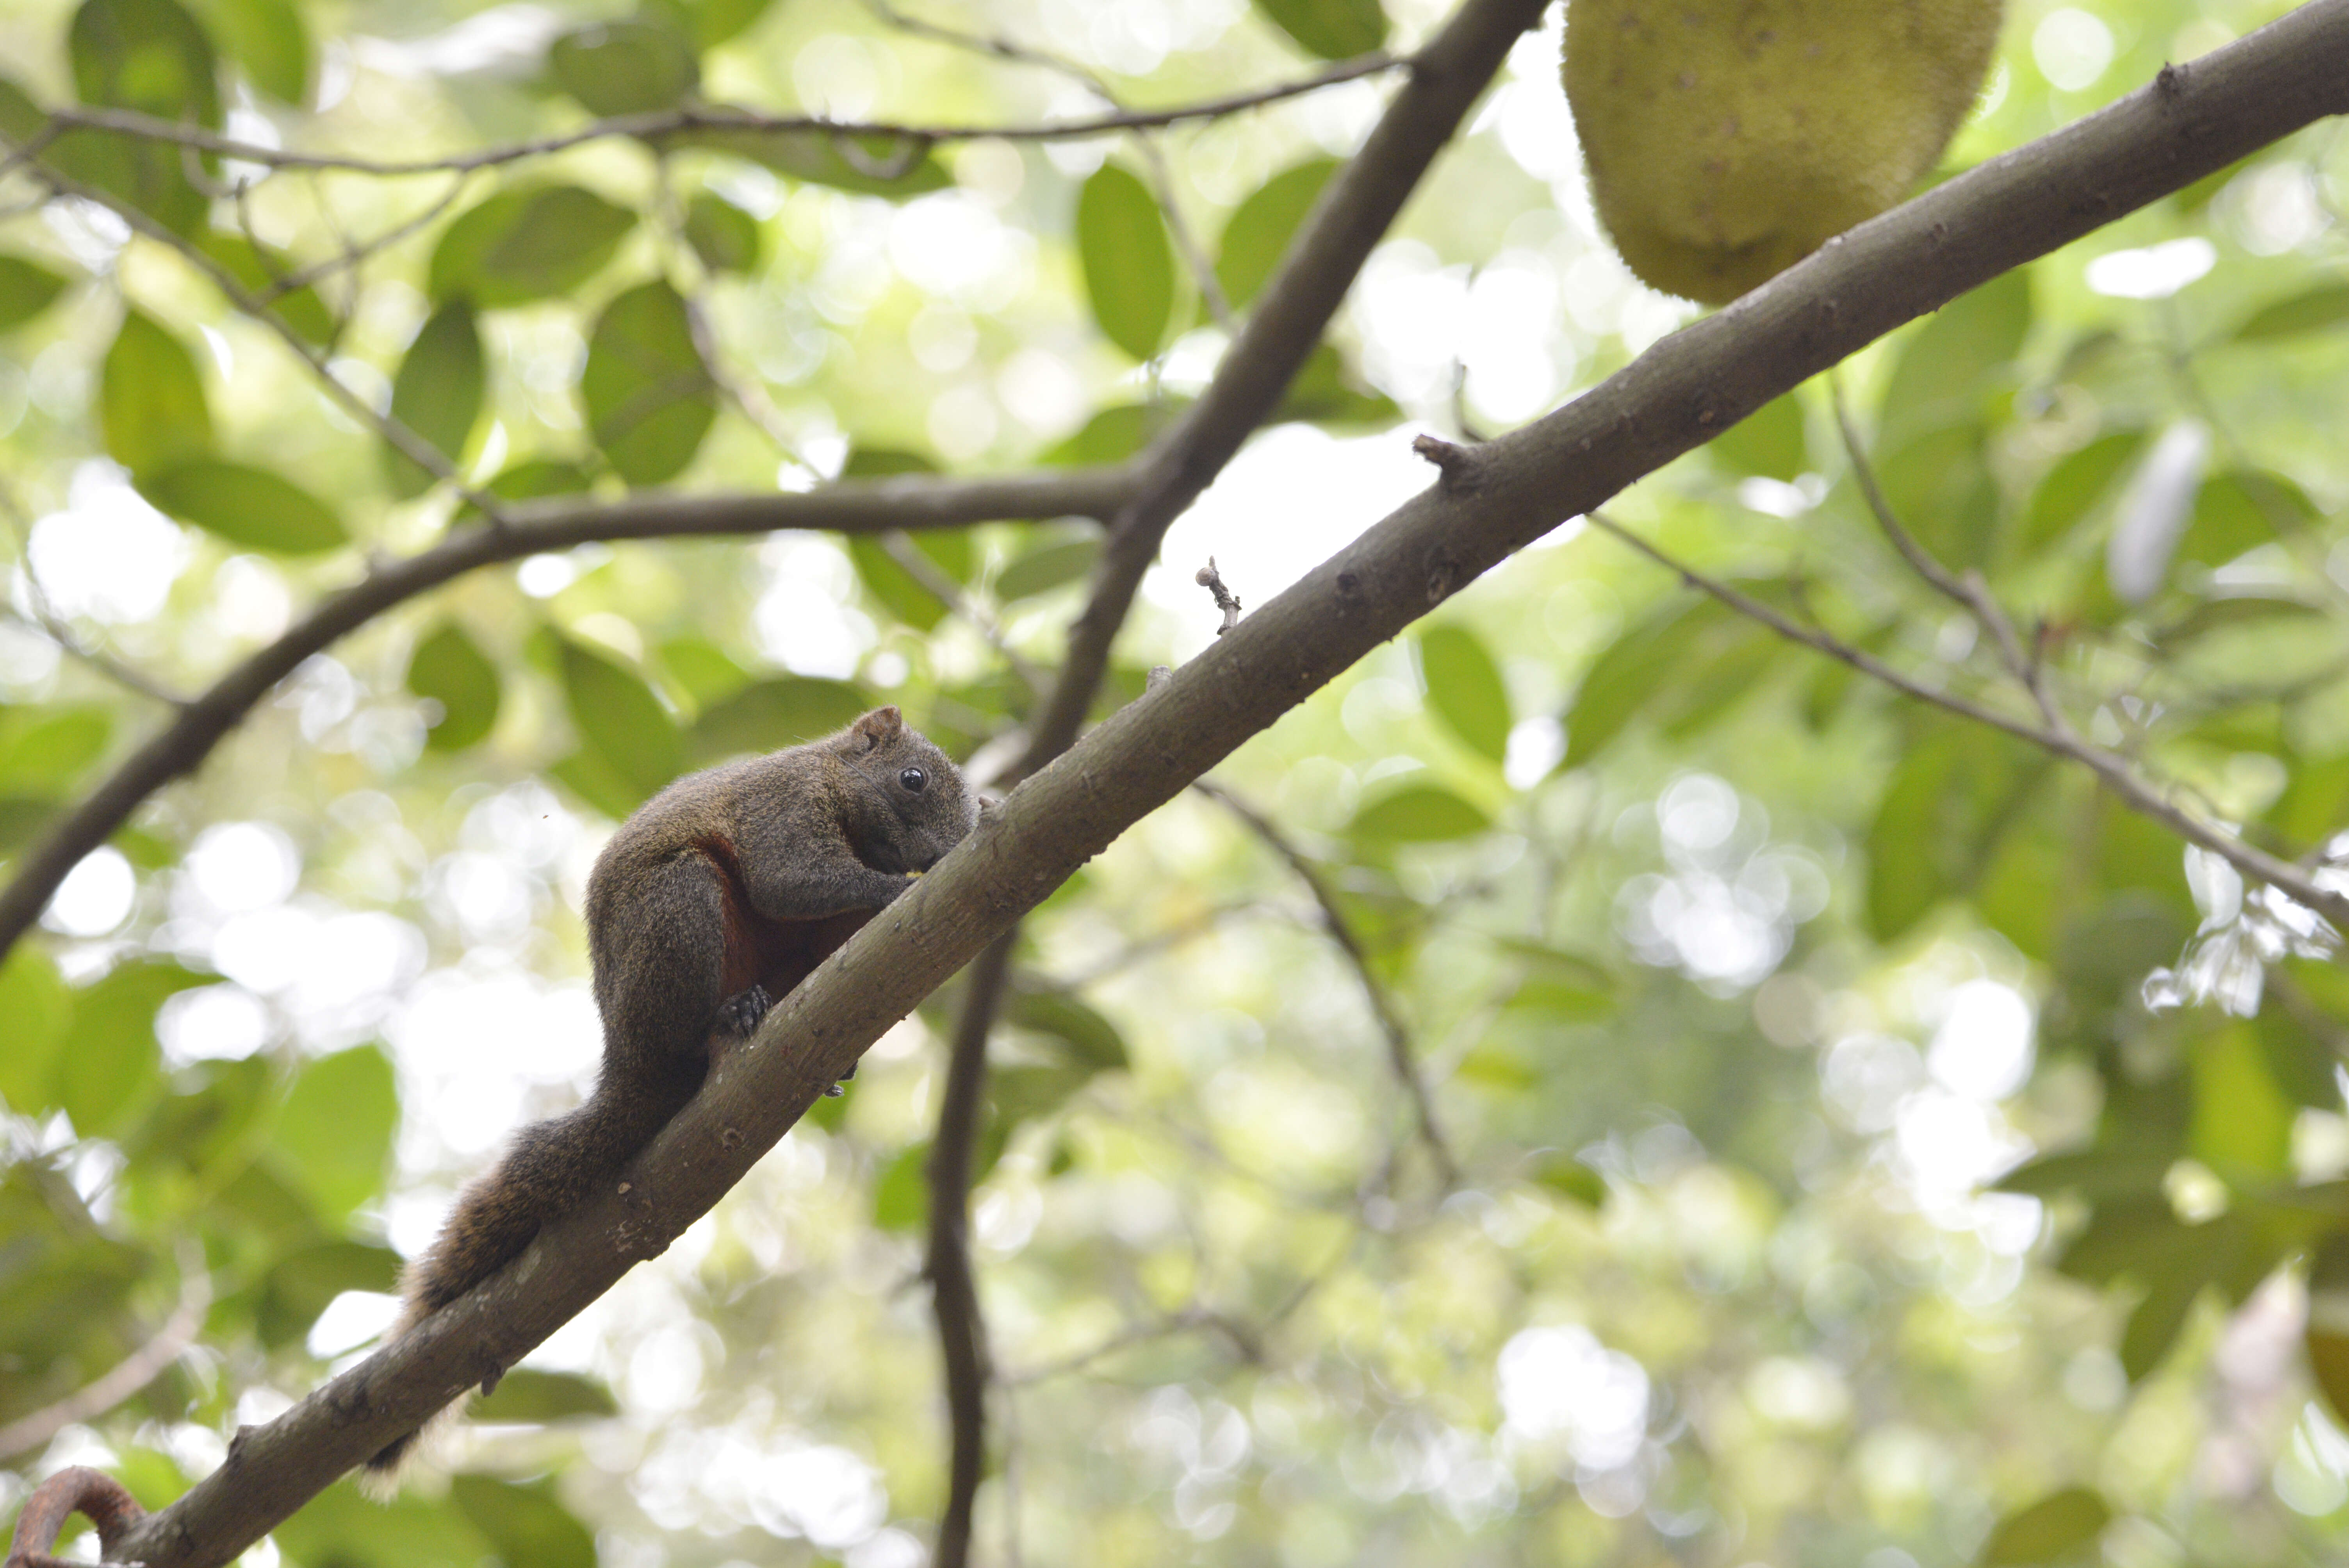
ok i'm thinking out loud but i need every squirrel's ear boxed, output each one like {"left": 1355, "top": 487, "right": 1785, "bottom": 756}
{"left": 852, "top": 706, "right": 904, "bottom": 751}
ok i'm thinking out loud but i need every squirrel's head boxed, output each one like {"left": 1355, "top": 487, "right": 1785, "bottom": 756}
{"left": 836, "top": 706, "right": 980, "bottom": 874}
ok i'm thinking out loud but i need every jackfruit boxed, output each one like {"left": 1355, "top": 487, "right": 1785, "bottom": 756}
{"left": 1563, "top": 0, "right": 2004, "bottom": 305}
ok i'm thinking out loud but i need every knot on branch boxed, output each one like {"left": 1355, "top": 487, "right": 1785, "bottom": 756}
{"left": 1411, "top": 433, "right": 1488, "bottom": 494}
{"left": 6, "top": 1467, "right": 145, "bottom": 1568}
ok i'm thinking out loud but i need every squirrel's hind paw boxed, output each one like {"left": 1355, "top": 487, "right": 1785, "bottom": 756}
{"left": 714, "top": 985, "right": 773, "bottom": 1042}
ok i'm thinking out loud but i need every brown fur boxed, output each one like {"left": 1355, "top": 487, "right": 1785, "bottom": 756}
{"left": 359, "top": 706, "right": 976, "bottom": 1491}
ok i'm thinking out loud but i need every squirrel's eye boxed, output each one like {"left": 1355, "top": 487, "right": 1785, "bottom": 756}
{"left": 899, "top": 767, "right": 927, "bottom": 791}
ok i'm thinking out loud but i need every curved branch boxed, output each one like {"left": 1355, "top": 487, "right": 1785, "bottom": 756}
{"left": 4, "top": 1468, "right": 144, "bottom": 1568}
{"left": 922, "top": 933, "right": 1014, "bottom": 1568}
{"left": 0, "top": 467, "right": 1137, "bottom": 961}
{"left": 21, "top": 55, "right": 1400, "bottom": 178}
{"left": 100, "top": 10, "right": 2349, "bottom": 1563}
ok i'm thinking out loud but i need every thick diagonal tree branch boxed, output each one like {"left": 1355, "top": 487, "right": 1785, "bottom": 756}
{"left": 98, "top": 9, "right": 2349, "bottom": 1563}
{"left": 914, "top": 2, "right": 1548, "bottom": 1553}
{"left": 0, "top": 467, "right": 1134, "bottom": 959}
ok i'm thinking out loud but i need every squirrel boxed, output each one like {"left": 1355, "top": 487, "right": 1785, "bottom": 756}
{"left": 358, "top": 705, "right": 977, "bottom": 1495}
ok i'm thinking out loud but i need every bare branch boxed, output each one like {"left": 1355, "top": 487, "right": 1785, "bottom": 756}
{"left": 12, "top": 57, "right": 1400, "bottom": 179}
{"left": 94, "top": 12, "right": 2349, "bottom": 1561}
{"left": 0, "top": 466, "right": 1138, "bottom": 961}
{"left": 1193, "top": 780, "right": 1458, "bottom": 1188}
{"left": 4, "top": 1467, "right": 145, "bottom": 1568}
{"left": 924, "top": 934, "right": 1014, "bottom": 1568}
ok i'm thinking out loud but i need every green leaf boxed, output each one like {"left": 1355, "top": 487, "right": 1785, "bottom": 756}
{"left": 688, "top": 677, "right": 868, "bottom": 762}
{"left": 549, "top": 746, "right": 645, "bottom": 821}
{"left": 1711, "top": 392, "right": 1808, "bottom": 481}
{"left": 997, "top": 535, "right": 1101, "bottom": 602}
{"left": 581, "top": 279, "right": 717, "bottom": 486}
{"left": 54, "top": 960, "right": 202, "bottom": 1138}
{"left": 274, "top": 1476, "right": 494, "bottom": 1568}
{"left": 873, "top": 1143, "right": 927, "bottom": 1233}
{"left": 257, "top": 1240, "right": 400, "bottom": 1347}
{"left": 1077, "top": 164, "right": 1176, "bottom": 362}
{"left": 842, "top": 446, "right": 939, "bottom": 479}
{"left": 407, "top": 623, "right": 502, "bottom": 752}
{"left": 1043, "top": 403, "right": 1182, "bottom": 467}
{"left": 472, "top": 1368, "right": 620, "bottom": 1422}
{"left": 647, "top": 0, "right": 779, "bottom": 50}
{"left": 141, "top": 460, "right": 347, "bottom": 554}
{"left": 1253, "top": 0, "right": 1388, "bottom": 59}
{"left": 0, "top": 945, "right": 72, "bottom": 1114}
{"left": 1417, "top": 624, "right": 1511, "bottom": 763}
{"left": 1561, "top": 597, "right": 1730, "bottom": 770}
{"left": 1994, "top": 1149, "right": 2171, "bottom": 1202}
{"left": 428, "top": 185, "right": 638, "bottom": 308}
{"left": 1214, "top": 157, "right": 1338, "bottom": 310}
{"left": 196, "top": 0, "right": 310, "bottom": 104}
{"left": 0, "top": 706, "right": 114, "bottom": 793}
{"left": 1864, "top": 722, "right": 2044, "bottom": 943}
{"left": 456, "top": 456, "right": 595, "bottom": 524}
{"left": 2018, "top": 431, "right": 2142, "bottom": 552}
{"left": 1878, "top": 267, "right": 2030, "bottom": 442}
{"left": 382, "top": 299, "right": 484, "bottom": 499}
{"left": 101, "top": 310, "right": 211, "bottom": 478}
{"left": 684, "top": 189, "right": 762, "bottom": 274}
{"left": 2189, "top": 1022, "right": 2294, "bottom": 1180}
{"left": 848, "top": 531, "right": 974, "bottom": 633}
{"left": 65, "top": 0, "right": 220, "bottom": 234}
{"left": 1273, "top": 341, "right": 1399, "bottom": 428}
{"left": 2231, "top": 282, "right": 2349, "bottom": 342}
{"left": 659, "top": 636, "right": 749, "bottom": 708}
{"left": 272, "top": 1045, "right": 398, "bottom": 1224}
{"left": 451, "top": 1475, "right": 597, "bottom": 1568}
{"left": 1348, "top": 782, "right": 1489, "bottom": 843}
{"left": 1872, "top": 422, "right": 1998, "bottom": 571}
{"left": 1977, "top": 1486, "right": 2110, "bottom": 1565}
{"left": 0, "top": 254, "right": 70, "bottom": 332}
{"left": 551, "top": 18, "right": 697, "bottom": 115}
{"left": 1532, "top": 1153, "right": 1607, "bottom": 1208}
{"left": 679, "top": 127, "right": 952, "bottom": 198}
{"left": 195, "top": 230, "right": 333, "bottom": 344}
{"left": 1005, "top": 987, "right": 1128, "bottom": 1072}
{"left": 2180, "top": 469, "right": 2315, "bottom": 569}
{"left": 558, "top": 637, "right": 684, "bottom": 803}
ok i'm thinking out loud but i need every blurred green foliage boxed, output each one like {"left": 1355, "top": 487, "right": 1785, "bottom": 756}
{"left": 1, "top": 0, "right": 2348, "bottom": 1565}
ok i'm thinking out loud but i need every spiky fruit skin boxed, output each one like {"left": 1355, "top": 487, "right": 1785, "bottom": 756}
{"left": 1563, "top": 0, "right": 2004, "bottom": 305}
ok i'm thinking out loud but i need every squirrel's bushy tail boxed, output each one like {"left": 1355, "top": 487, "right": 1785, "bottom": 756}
{"left": 358, "top": 1083, "right": 686, "bottom": 1495}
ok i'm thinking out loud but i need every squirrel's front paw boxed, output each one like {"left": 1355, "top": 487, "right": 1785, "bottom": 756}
{"left": 714, "top": 985, "right": 773, "bottom": 1042}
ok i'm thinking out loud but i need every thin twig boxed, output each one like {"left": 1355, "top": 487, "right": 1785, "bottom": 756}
{"left": 9, "top": 58, "right": 1401, "bottom": 178}
{"left": 0, "top": 1245, "right": 210, "bottom": 1459}
{"left": 1193, "top": 780, "right": 1459, "bottom": 1188}
{"left": 1581, "top": 508, "right": 2349, "bottom": 927}
{"left": 1193, "top": 556, "right": 1243, "bottom": 634}
{"left": 878, "top": 532, "right": 1049, "bottom": 698}
{"left": 1828, "top": 374, "right": 2060, "bottom": 721}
